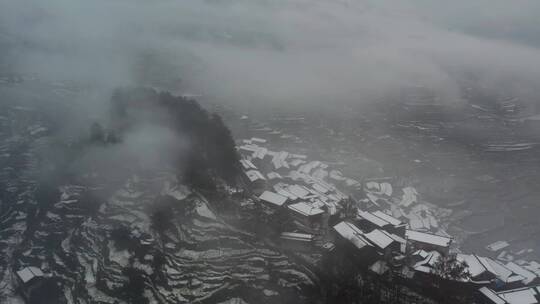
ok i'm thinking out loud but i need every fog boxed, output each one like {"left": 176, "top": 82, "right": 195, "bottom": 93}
{"left": 3, "top": 2, "right": 540, "bottom": 303}
{"left": 2, "top": 0, "right": 540, "bottom": 111}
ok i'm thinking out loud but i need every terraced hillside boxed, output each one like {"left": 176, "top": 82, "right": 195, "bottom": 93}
{"left": 0, "top": 86, "right": 319, "bottom": 304}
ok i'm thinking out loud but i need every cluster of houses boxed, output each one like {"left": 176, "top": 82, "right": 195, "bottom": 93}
{"left": 239, "top": 138, "right": 349, "bottom": 232}
{"left": 363, "top": 180, "right": 451, "bottom": 236}
{"left": 237, "top": 136, "right": 540, "bottom": 304}
{"left": 238, "top": 139, "right": 452, "bottom": 269}
{"left": 332, "top": 209, "right": 453, "bottom": 276}
{"left": 466, "top": 252, "right": 540, "bottom": 303}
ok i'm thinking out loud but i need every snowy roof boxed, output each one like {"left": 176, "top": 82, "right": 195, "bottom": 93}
{"left": 366, "top": 182, "right": 393, "bottom": 196}
{"left": 381, "top": 230, "right": 406, "bottom": 244}
{"left": 409, "top": 215, "right": 424, "bottom": 231}
{"left": 358, "top": 210, "right": 390, "bottom": 228}
{"left": 290, "top": 153, "right": 307, "bottom": 159}
{"left": 312, "top": 168, "right": 328, "bottom": 180}
{"left": 479, "top": 287, "right": 506, "bottom": 304}
{"left": 413, "top": 250, "right": 430, "bottom": 259}
{"left": 267, "top": 172, "right": 282, "bottom": 180}
{"left": 405, "top": 230, "right": 452, "bottom": 248}
{"left": 245, "top": 170, "right": 266, "bottom": 182}
{"left": 289, "top": 159, "right": 305, "bottom": 168}
{"left": 401, "top": 187, "right": 418, "bottom": 207}
{"left": 288, "top": 185, "right": 311, "bottom": 198}
{"left": 476, "top": 256, "right": 512, "bottom": 281}
{"left": 253, "top": 147, "right": 268, "bottom": 160}
{"left": 506, "top": 262, "right": 538, "bottom": 285}
{"left": 380, "top": 182, "right": 393, "bottom": 196}
{"left": 271, "top": 151, "right": 290, "bottom": 169}
{"left": 299, "top": 161, "right": 322, "bottom": 175}
{"left": 412, "top": 250, "right": 441, "bottom": 276}
{"left": 524, "top": 263, "right": 540, "bottom": 277}
{"left": 250, "top": 137, "right": 267, "bottom": 143}
{"left": 487, "top": 241, "right": 510, "bottom": 252}
{"left": 333, "top": 221, "right": 372, "bottom": 250}
{"left": 372, "top": 210, "right": 402, "bottom": 226}
{"left": 414, "top": 265, "right": 433, "bottom": 274}
{"left": 345, "top": 178, "right": 360, "bottom": 187}
{"left": 366, "top": 181, "right": 380, "bottom": 191}
{"left": 363, "top": 229, "right": 395, "bottom": 250}
{"left": 457, "top": 254, "right": 489, "bottom": 278}
{"left": 329, "top": 170, "right": 345, "bottom": 181}
{"left": 16, "top": 267, "right": 44, "bottom": 284}
{"left": 312, "top": 183, "right": 330, "bottom": 194}
{"left": 276, "top": 189, "right": 297, "bottom": 201}
{"left": 499, "top": 287, "right": 539, "bottom": 304}
{"left": 259, "top": 191, "right": 288, "bottom": 207}
{"left": 476, "top": 257, "right": 526, "bottom": 284}
{"left": 238, "top": 145, "right": 259, "bottom": 153}
{"left": 280, "top": 232, "right": 314, "bottom": 242}
{"left": 240, "top": 159, "right": 257, "bottom": 170}
{"left": 274, "top": 184, "right": 298, "bottom": 200}
{"left": 288, "top": 202, "right": 324, "bottom": 217}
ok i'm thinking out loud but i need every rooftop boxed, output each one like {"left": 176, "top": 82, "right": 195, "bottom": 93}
{"left": 363, "top": 229, "right": 395, "bottom": 250}
{"left": 457, "top": 254, "right": 489, "bottom": 278}
{"left": 479, "top": 287, "right": 506, "bottom": 304}
{"left": 240, "top": 159, "right": 257, "bottom": 170}
{"left": 280, "top": 232, "right": 314, "bottom": 242}
{"left": 372, "top": 210, "right": 402, "bottom": 226}
{"left": 267, "top": 172, "right": 283, "bottom": 180}
{"left": 287, "top": 185, "right": 311, "bottom": 198}
{"left": 288, "top": 202, "right": 324, "bottom": 217}
{"left": 405, "top": 230, "right": 452, "bottom": 247}
{"left": 333, "top": 221, "right": 372, "bottom": 250}
{"left": 245, "top": 170, "right": 266, "bottom": 182}
{"left": 498, "top": 286, "right": 540, "bottom": 304}
{"left": 259, "top": 191, "right": 288, "bottom": 207}
{"left": 358, "top": 210, "right": 390, "bottom": 228}
{"left": 250, "top": 137, "right": 267, "bottom": 143}
{"left": 16, "top": 266, "right": 44, "bottom": 284}
{"left": 506, "top": 262, "right": 538, "bottom": 285}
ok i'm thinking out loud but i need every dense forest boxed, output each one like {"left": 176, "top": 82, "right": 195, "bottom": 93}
{"left": 95, "top": 87, "right": 241, "bottom": 188}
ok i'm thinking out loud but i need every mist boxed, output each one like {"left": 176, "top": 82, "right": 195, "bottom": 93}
{"left": 1, "top": 0, "right": 540, "bottom": 113}
{"left": 4, "top": 2, "right": 540, "bottom": 304}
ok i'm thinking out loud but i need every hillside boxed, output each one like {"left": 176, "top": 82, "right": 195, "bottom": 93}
{"left": 0, "top": 87, "right": 318, "bottom": 304}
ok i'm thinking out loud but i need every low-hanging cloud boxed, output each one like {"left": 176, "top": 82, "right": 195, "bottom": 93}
{"left": 2, "top": 0, "right": 540, "bottom": 111}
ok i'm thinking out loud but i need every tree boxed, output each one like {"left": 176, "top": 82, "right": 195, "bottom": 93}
{"left": 28, "top": 278, "right": 66, "bottom": 304}
{"left": 150, "top": 196, "right": 175, "bottom": 234}
{"left": 432, "top": 254, "right": 471, "bottom": 304}
{"left": 89, "top": 122, "right": 105, "bottom": 143}
{"left": 109, "top": 87, "right": 242, "bottom": 188}
{"left": 341, "top": 197, "right": 357, "bottom": 219}
{"left": 110, "top": 226, "right": 135, "bottom": 251}
{"left": 151, "top": 251, "right": 167, "bottom": 284}
{"left": 208, "top": 114, "right": 241, "bottom": 183}
{"left": 432, "top": 254, "right": 469, "bottom": 281}
{"left": 122, "top": 268, "right": 149, "bottom": 304}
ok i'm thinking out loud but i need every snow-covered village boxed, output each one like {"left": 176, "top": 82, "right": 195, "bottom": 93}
{"left": 234, "top": 115, "right": 540, "bottom": 304}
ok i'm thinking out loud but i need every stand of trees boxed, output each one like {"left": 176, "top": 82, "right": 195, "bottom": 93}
{"left": 109, "top": 87, "right": 241, "bottom": 188}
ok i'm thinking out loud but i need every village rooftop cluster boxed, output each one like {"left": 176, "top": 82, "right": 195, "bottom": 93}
{"left": 236, "top": 119, "right": 540, "bottom": 304}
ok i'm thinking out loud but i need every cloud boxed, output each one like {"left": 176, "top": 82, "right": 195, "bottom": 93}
{"left": 2, "top": 0, "right": 540, "bottom": 110}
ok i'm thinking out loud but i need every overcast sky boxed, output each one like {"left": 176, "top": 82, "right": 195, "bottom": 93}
{"left": 2, "top": 0, "right": 540, "bottom": 110}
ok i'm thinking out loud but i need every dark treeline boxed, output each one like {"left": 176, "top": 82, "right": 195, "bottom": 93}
{"left": 104, "top": 86, "right": 241, "bottom": 188}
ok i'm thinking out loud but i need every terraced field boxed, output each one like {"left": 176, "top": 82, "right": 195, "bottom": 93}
{"left": 0, "top": 99, "right": 319, "bottom": 304}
